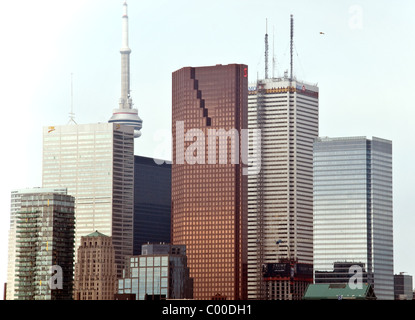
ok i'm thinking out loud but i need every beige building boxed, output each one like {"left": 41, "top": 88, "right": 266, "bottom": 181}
{"left": 247, "top": 77, "right": 319, "bottom": 299}
{"left": 74, "top": 231, "right": 117, "bottom": 300}
{"left": 42, "top": 123, "right": 134, "bottom": 277}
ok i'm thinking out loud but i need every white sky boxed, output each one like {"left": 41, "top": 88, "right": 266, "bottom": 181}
{"left": 1, "top": 0, "right": 414, "bottom": 299}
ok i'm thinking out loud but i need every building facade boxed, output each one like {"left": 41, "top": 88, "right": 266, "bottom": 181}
{"left": 313, "top": 136, "right": 394, "bottom": 300}
{"left": 246, "top": 77, "right": 319, "bottom": 299}
{"left": 6, "top": 187, "right": 67, "bottom": 300}
{"left": 171, "top": 64, "right": 248, "bottom": 300}
{"left": 42, "top": 123, "right": 134, "bottom": 277}
{"left": 134, "top": 156, "right": 171, "bottom": 255}
{"left": 74, "top": 231, "right": 117, "bottom": 300}
{"left": 262, "top": 259, "right": 313, "bottom": 300}
{"left": 13, "top": 189, "right": 75, "bottom": 300}
{"left": 394, "top": 273, "right": 413, "bottom": 300}
{"left": 117, "top": 243, "right": 193, "bottom": 300}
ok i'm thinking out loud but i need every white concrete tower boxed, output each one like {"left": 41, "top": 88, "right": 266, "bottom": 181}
{"left": 109, "top": 1, "right": 142, "bottom": 138}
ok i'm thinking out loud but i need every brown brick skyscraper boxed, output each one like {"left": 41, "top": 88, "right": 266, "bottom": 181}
{"left": 73, "top": 231, "right": 117, "bottom": 300}
{"left": 171, "top": 64, "right": 248, "bottom": 300}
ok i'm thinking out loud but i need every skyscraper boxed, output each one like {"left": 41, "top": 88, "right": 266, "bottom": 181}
{"left": 171, "top": 64, "right": 248, "bottom": 300}
{"left": 313, "top": 136, "right": 394, "bottom": 300}
{"left": 6, "top": 187, "right": 68, "bottom": 300}
{"left": 246, "top": 76, "right": 319, "bottom": 299}
{"left": 74, "top": 231, "right": 117, "bottom": 300}
{"left": 13, "top": 189, "right": 75, "bottom": 300}
{"left": 42, "top": 123, "right": 134, "bottom": 277}
{"left": 133, "top": 156, "right": 171, "bottom": 255}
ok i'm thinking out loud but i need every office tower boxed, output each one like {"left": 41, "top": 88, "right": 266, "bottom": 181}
{"left": 42, "top": 123, "right": 134, "bottom": 277}
{"left": 394, "top": 273, "right": 413, "bottom": 300}
{"left": 109, "top": 1, "right": 142, "bottom": 138}
{"left": 313, "top": 136, "right": 394, "bottom": 300}
{"left": 133, "top": 156, "right": 171, "bottom": 255}
{"left": 13, "top": 189, "right": 75, "bottom": 300}
{"left": 117, "top": 243, "right": 192, "bottom": 300}
{"left": 246, "top": 77, "right": 319, "bottom": 299}
{"left": 171, "top": 64, "right": 248, "bottom": 300}
{"left": 6, "top": 188, "right": 68, "bottom": 300}
{"left": 74, "top": 231, "right": 117, "bottom": 300}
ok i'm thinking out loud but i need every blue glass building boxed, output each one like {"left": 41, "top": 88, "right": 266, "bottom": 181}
{"left": 134, "top": 156, "right": 171, "bottom": 255}
{"left": 313, "top": 136, "right": 394, "bottom": 300}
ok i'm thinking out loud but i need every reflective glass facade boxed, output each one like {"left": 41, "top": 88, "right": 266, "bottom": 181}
{"left": 171, "top": 64, "right": 248, "bottom": 300}
{"left": 133, "top": 156, "right": 171, "bottom": 255}
{"left": 313, "top": 136, "right": 393, "bottom": 300}
{"left": 13, "top": 190, "right": 75, "bottom": 300}
{"left": 118, "top": 244, "right": 192, "bottom": 300}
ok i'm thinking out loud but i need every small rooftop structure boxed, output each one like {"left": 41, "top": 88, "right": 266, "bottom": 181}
{"left": 85, "top": 230, "right": 109, "bottom": 238}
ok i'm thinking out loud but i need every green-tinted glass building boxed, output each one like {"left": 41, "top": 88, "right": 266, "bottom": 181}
{"left": 14, "top": 189, "right": 75, "bottom": 300}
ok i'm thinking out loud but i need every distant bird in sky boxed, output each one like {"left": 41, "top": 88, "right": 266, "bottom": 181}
{"left": 320, "top": 31, "right": 325, "bottom": 35}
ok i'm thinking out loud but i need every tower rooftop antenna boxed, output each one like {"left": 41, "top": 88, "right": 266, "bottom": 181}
{"left": 264, "top": 18, "right": 269, "bottom": 79}
{"left": 290, "top": 14, "right": 294, "bottom": 82}
{"left": 68, "top": 73, "right": 77, "bottom": 125}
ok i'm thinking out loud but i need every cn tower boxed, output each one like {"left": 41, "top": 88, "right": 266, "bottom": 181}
{"left": 109, "top": 1, "right": 142, "bottom": 138}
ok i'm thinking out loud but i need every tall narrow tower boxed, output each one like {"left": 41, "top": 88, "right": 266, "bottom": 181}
{"left": 109, "top": 1, "right": 142, "bottom": 138}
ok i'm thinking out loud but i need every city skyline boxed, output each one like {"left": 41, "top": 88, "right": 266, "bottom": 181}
{"left": 1, "top": 0, "right": 415, "bottom": 299}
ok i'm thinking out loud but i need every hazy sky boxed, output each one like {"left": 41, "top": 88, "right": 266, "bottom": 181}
{"left": 1, "top": 0, "right": 414, "bottom": 299}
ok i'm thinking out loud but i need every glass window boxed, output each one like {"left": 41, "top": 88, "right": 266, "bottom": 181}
{"left": 161, "top": 267, "right": 168, "bottom": 277}
{"left": 139, "top": 257, "right": 146, "bottom": 267}
{"left": 161, "top": 256, "right": 168, "bottom": 266}
{"left": 154, "top": 257, "right": 161, "bottom": 267}
{"left": 132, "top": 279, "right": 139, "bottom": 293}
{"left": 125, "top": 279, "right": 131, "bottom": 289}
{"left": 147, "top": 257, "right": 153, "bottom": 267}
{"left": 132, "top": 267, "right": 138, "bottom": 278}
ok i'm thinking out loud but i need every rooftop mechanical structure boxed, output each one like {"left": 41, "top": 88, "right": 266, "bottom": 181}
{"left": 109, "top": 1, "right": 142, "bottom": 138}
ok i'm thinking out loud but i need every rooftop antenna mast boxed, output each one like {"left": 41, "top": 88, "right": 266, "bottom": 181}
{"left": 290, "top": 14, "right": 294, "bottom": 82}
{"left": 68, "top": 73, "right": 77, "bottom": 124}
{"left": 264, "top": 18, "right": 269, "bottom": 79}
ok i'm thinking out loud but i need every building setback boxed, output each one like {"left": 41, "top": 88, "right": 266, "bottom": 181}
{"left": 74, "top": 231, "right": 117, "bottom": 300}
{"left": 171, "top": 64, "right": 248, "bottom": 300}
{"left": 13, "top": 189, "right": 75, "bottom": 300}
{"left": 42, "top": 123, "right": 134, "bottom": 277}
{"left": 247, "top": 77, "right": 319, "bottom": 299}
{"left": 313, "top": 136, "right": 394, "bottom": 300}
{"left": 133, "top": 156, "right": 171, "bottom": 255}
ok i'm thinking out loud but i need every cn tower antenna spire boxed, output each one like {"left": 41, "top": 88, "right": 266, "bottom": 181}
{"left": 109, "top": 1, "right": 143, "bottom": 138}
